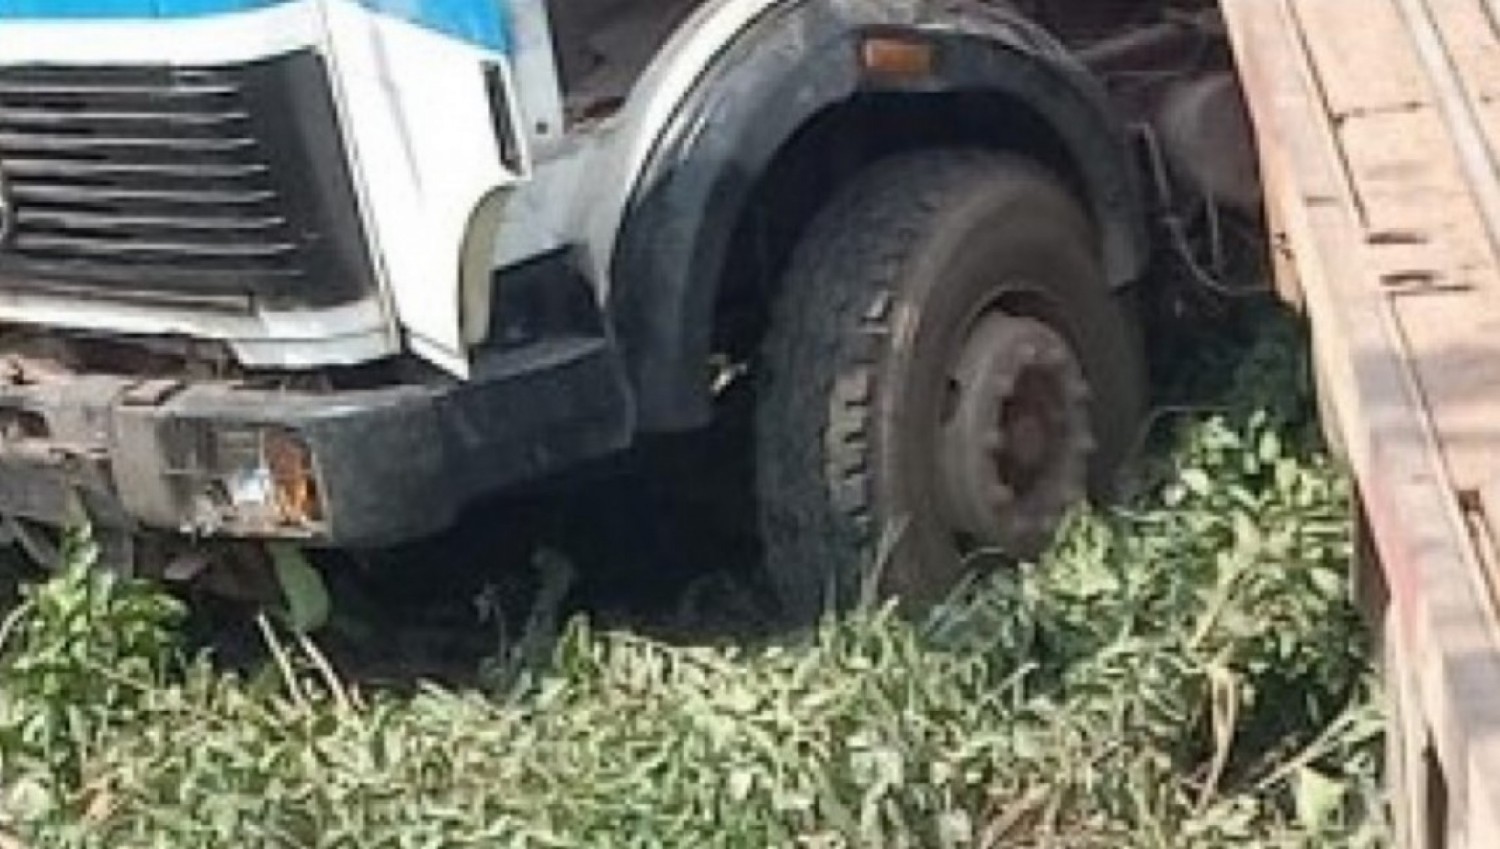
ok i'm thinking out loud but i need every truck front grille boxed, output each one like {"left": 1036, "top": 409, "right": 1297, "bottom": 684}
{"left": 0, "top": 51, "right": 376, "bottom": 310}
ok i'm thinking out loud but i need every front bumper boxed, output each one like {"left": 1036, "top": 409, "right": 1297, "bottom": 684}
{"left": 0, "top": 337, "right": 631, "bottom": 547}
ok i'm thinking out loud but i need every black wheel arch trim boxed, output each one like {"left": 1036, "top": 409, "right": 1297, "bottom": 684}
{"left": 610, "top": 0, "right": 1150, "bottom": 432}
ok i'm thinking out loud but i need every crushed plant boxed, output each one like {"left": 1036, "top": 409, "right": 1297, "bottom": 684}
{"left": 0, "top": 314, "right": 1386, "bottom": 848}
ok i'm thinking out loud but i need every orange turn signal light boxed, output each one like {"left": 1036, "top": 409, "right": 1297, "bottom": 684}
{"left": 861, "top": 36, "right": 935, "bottom": 80}
{"left": 263, "top": 429, "right": 322, "bottom": 526}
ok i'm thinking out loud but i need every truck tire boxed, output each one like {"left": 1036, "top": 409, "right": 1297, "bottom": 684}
{"left": 756, "top": 150, "right": 1147, "bottom": 622}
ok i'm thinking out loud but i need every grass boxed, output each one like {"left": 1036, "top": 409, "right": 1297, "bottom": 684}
{"left": 0, "top": 314, "right": 1386, "bottom": 847}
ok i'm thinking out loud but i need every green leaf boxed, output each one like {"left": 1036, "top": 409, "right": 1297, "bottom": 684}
{"left": 1181, "top": 468, "right": 1213, "bottom": 497}
{"left": 1259, "top": 428, "right": 1283, "bottom": 463}
{"left": 1295, "top": 766, "right": 1344, "bottom": 830}
{"left": 269, "top": 544, "right": 330, "bottom": 634}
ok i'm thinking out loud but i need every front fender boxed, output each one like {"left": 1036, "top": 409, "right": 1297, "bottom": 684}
{"left": 611, "top": 0, "right": 1148, "bottom": 431}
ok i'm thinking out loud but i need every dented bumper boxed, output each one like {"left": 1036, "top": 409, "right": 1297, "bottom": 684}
{"left": 0, "top": 337, "right": 631, "bottom": 548}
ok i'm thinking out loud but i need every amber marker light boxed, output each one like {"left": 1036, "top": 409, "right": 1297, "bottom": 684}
{"left": 861, "top": 35, "right": 936, "bottom": 80}
{"left": 263, "top": 428, "right": 323, "bottom": 527}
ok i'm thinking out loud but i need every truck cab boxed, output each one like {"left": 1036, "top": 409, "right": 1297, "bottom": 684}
{"left": 0, "top": 0, "right": 1212, "bottom": 616}
{"left": 0, "top": 0, "right": 624, "bottom": 547}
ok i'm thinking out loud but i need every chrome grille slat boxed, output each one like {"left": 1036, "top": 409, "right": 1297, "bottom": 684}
{"left": 16, "top": 209, "right": 287, "bottom": 234}
{"left": 0, "top": 82, "right": 238, "bottom": 98}
{"left": 14, "top": 234, "right": 299, "bottom": 260}
{"left": 0, "top": 134, "right": 256, "bottom": 154}
{"left": 0, "top": 108, "right": 250, "bottom": 128}
{"left": 10, "top": 184, "right": 277, "bottom": 206}
{"left": 2, "top": 158, "right": 270, "bottom": 180}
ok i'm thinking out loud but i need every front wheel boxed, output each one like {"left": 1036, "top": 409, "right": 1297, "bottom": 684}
{"left": 756, "top": 150, "right": 1147, "bottom": 622}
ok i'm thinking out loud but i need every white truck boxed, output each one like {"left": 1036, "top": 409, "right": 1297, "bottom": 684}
{"left": 0, "top": 1, "right": 1242, "bottom": 618}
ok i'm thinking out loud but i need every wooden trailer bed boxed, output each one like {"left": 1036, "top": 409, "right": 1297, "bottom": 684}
{"left": 1222, "top": 0, "right": 1500, "bottom": 845}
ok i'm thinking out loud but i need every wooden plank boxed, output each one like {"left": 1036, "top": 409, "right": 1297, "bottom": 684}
{"left": 1336, "top": 110, "right": 1483, "bottom": 282}
{"left": 1387, "top": 293, "right": 1500, "bottom": 496}
{"left": 1397, "top": 0, "right": 1500, "bottom": 271}
{"left": 1383, "top": 0, "right": 1500, "bottom": 501}
{"left": 1424, "top": 1, "right": 1500, "bottom": 129}
{"left": 1222, "top": 1, "right": 1500, "bottom": 844}
{"left": 1288, "top": 0, "right": 1430, "bottom": 116}
{"left": 1293, "top": 0, "right": 1500, "bottom": 495}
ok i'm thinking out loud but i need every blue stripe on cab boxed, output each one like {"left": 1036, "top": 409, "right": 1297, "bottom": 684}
{"left": 357, "top": 1, "right": 508, "bottom": 52}
{"left": 0, "top": 0, "right": 510, "bottom": 52}
{"left": 0, "top": 1, "right": 288, "bottom": 16}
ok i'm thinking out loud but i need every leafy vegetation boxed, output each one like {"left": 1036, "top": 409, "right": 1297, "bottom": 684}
{"left": 0, "top": 315, "right": 1384, "bottom": 847}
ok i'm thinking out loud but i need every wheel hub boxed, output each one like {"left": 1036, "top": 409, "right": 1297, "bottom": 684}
{"left": 935, "top": 312, "right": 1095, "bottom": 556}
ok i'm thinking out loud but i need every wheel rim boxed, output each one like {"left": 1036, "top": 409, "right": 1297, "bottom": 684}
{"left": 933, "top": 311, "right": 1095, "bottom": 556}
